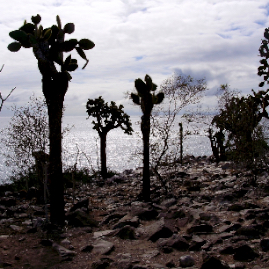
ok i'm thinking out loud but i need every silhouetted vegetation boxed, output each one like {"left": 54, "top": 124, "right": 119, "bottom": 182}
{"left": 0, "top": 65, "right": 16, "bottom": 112}
{"left": 207, "top": 26, "right": 269, "bottom": 166}
{"left": 8, "top": 14, "right": 95, "bottom": 226}
{"left": 86, "top": 96, "right": 133, "bottom": 178}
{"left": 2, "top": 94, "right": 72, "bottom": 203}
{"left": 0, "top": 166, "right": 96, "bottom": 197}
{"left": 1, "top": 16, "right": 269, "bottom": 237}
{"left": 150, "top": 74, "right": 207, "bottom": 193}
{"left": 130, "top": 74, "right": 164, "bottom": 201}
{"left": 2, "top": 94, "right": 49, "bottom": 183}
{"left": 209, "top": 88, "right": 269, "bottom": 166}
{"left": 183, "top": 27, "right": 269, "bottom": 170}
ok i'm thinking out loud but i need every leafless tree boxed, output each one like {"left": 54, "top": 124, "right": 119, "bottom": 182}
{"left": 0, "top": 65, "right": 16, "bottom": 112}
{"left": 2, "top": 94, "right": 49, "bottom": 186}
{"left": 182, "top": 84, "right": 240, "bottom": 136}
{"left": 150, "top": 73, "right": 207, "bottom": 193}
{"left": 2, "top": 94, "right": 72, "bottom": 189}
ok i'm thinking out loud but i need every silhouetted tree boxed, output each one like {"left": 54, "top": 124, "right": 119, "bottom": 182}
{"left": 0, "top": 65, "right": 16, "bottom": 113}
{"left": 8, "top": 14, "right": 95, "bottom": 225}
{"left": 86, "top": 96, "right": 133, "bottom": 178}
{"left": 208, "top": 26, "right": 269, "bottom": 165}
{"left": 130, "top": 74, "right": 164, "bottom": 201}
{"left": 183, "top": 84, "right": 240, "bottom": 162}
{"left": 211, "top": 89, "right": 269, "bottom": 165}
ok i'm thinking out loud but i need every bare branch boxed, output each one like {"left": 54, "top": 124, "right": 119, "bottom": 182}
{"left": 149, "top": 73, "right": 208, "bottom": 195}
{"left": 0, "top": 64, "right": 16, "bottom": 112}
{"left": 3, "top": 94, "right": 49, "bottom": 179}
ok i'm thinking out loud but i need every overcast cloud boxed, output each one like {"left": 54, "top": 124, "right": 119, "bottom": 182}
{"left": 0, "top": 0, "right": 269, "bottom": 116}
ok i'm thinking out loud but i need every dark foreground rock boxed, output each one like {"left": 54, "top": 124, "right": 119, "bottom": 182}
{"left": 0, "top": 156, "right": 269, "bottom": 268}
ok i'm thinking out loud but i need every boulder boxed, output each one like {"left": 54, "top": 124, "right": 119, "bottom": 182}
{"left": 111, "top": 260, "right": 133, "bottom": 269}
{"left": 93, "top": 230, "right": 114, "bottom": 239}
{"left": 113, "top": 214, "right": 139, "bottom": 229}
{"left": 130, "top": 202, "right": 159, "bottom": 220}
{"left": 179, "top": 255, "right": 195, "bottom": 268}
{"left": 158, "top": 234, "right": 189, "bottom": 251}
{"left": 260, "top": 238, "right": 269, "bottom": 252}
{"left": 200, "top": 255, "right": 230, "bottom": 269}
{"left": 91, "top": 258, "right": 111, "bottom": 269}
{"left": 137, "top": 218, "right": 173, "bottom": 242}
{"left": 52, "top": 242, "right": 76, "bottom": 260}
{"left": 219, "top": 245, "right": 234, "bottom": 255}
{"left": 235, "top": 225, "right": 262, "bottom": 238}
{"left": 187, "top": 224, "right": 213, "bottom": 234}
{"left": 0, "top": 197, "right": 16, "bottom": 207}
{"left": 160, "top": 198, "right": 177, "bottom": 208}
{"left": 115, "top": 225, "right": 136, "bottom": 240}
{"left": 66, "top": 209, "right": 98, "bottom": 227}
{"left": 101, "top": 212, "right": 126, "bottom": 225}
{"left": 92, "top": 239, "right": 115, "bottom": 255}
{"left": 69, "top": 198, "right": 89, "bottom": 212}
{"left": 189, "top": 235, "right": 206, "bottom": 251}
{"left": 81, "top": 245, "right": 94, "bottom": 252}
{"left": 233, "top": 244, "right": 259, "bottom": 261}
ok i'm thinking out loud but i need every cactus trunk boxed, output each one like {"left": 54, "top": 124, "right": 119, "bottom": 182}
{"left": 179, "top": 123, "right": 183, "bottom": 165}
{"left": 42, "top": 74, "right": 68, "bottom": 226}
{"left": 141, "top": 114, "right": 151, "bottom": 201}
{"left": 131, "top": 74, "right": 164, "bottom": 202}
{"left": 8, "top": 14, "right": 95, "bottom": 226}
{"left": 100, "top": 132, "right": 108, "bottom": 179}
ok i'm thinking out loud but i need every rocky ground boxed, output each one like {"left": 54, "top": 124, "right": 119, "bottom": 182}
{"left": 1, "top": 155, "right": 269, "bottom": 269}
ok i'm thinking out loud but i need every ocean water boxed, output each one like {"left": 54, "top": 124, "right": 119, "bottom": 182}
{"left": 0, "top": 116, "right": 211, "bottom": 184}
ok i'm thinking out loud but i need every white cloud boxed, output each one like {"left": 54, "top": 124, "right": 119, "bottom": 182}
{"left": 0, "top": 0, "right": 268, "bottom": 116}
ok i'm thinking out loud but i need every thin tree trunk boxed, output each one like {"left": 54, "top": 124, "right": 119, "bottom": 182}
{"left": 43, "top": 163, "right": 49, "bottom": 222}
{"left": 179, "top": 123, "right": 183, "bottom": 165}
{"left": 42, "top": 74, "right": 68, "bottom": 226}
{"left": 245, "top": 130, "right": 254, "bottom": 165}
{"left": 100, "top": 132, "right": 108, "bottom": 179}
{"left": 142, "top": 115, "right": 151, "bottom": 202}
{"left": 208, "top": 128, "right": 220, "bottom": 163}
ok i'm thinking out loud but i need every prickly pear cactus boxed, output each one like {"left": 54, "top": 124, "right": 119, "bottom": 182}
{"left": 130, "top": 74, "right": 164, "bottom": 201}
{"left": 8, "top": 14, "right": 95, "bottom": 80}
{"left": 131, "top": 74, "right": 164, "bottom": 114}
{"left": 7, "top": 14, "right": 95, "bottom": 226}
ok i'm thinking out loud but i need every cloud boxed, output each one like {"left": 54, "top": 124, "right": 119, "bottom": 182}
{"left": 0, "top": 0, "right": 268, "bottom": 117}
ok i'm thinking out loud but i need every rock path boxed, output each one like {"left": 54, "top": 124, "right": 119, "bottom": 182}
{"left": 0, "top": 156, "right": 269, "bottom": 268}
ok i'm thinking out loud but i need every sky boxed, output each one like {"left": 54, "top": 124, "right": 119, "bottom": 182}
{"left": 0, "top": 0, "right": 269, "bottom": 117}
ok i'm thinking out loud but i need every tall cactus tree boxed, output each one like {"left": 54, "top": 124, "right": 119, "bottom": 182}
{"left": 131, "top": 74, "right": 164, "bottom": 201}
{"left": 86, "top": 96, "right": 133, "bottom": 179}
{"left": 8, "top": 14, "right": 95, "bottom": 225}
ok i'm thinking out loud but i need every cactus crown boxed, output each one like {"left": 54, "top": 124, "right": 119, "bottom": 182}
{"left": 8, "top": 14, "right": 95, "bottom": 80}
{"left": 131, "top": 74, "right": 164, "bottom": 111}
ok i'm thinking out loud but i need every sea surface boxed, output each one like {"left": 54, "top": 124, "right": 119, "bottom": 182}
{"left": 0, "top": 115, "right": 211, "bottom": 184}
